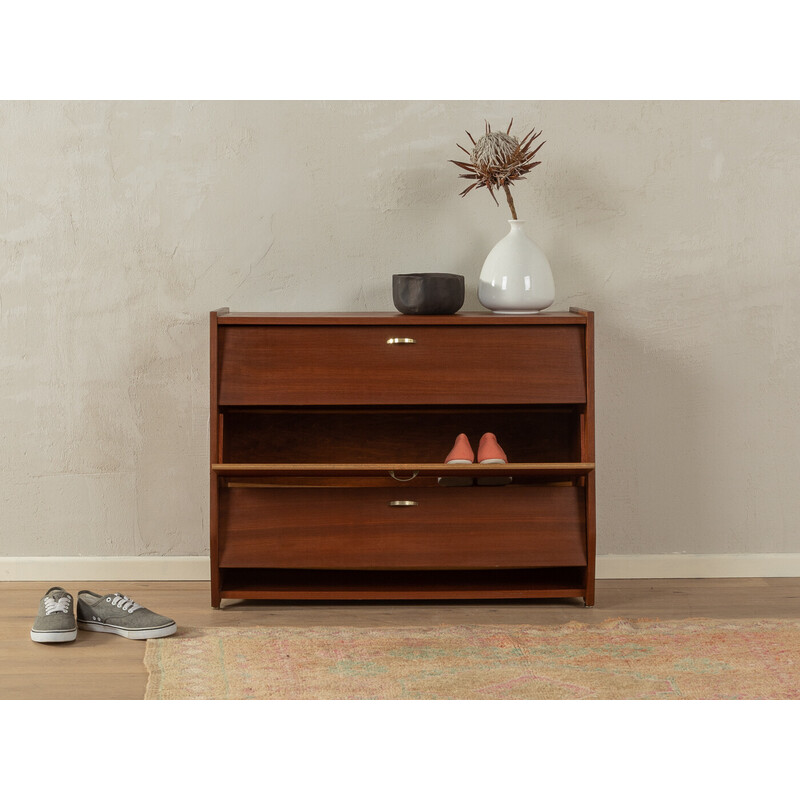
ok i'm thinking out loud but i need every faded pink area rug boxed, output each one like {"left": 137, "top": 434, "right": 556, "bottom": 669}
{"left": 144, "top": 618, "right": 800, "bottom": 700}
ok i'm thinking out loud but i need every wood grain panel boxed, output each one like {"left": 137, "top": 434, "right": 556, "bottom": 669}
{"left": 218, "top": 486, "right": 587, "bottom": 569}
{"left": 217, "top": 324, "right": 586, "bottom": 405}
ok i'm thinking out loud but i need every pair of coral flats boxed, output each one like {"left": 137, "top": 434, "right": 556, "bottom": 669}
{"left": 440, "top": 432, "right": 512, "bottom": 486}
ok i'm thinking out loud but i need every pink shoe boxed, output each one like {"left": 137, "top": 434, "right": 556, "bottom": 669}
{"left": 439, "top": 433, "right": 474, "bottom": 486}
{"left": 477, "top": 432, "right": 507, "bottom": 464}
{"left": 444, "top": 433, "right": 474, "bottom": 464}
{"left": 477, "top": 433, "right": 512, "bottom": 485}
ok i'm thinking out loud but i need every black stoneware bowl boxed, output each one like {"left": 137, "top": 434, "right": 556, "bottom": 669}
{"left": 392, "top": 273, "right": 465, "bottom": 315}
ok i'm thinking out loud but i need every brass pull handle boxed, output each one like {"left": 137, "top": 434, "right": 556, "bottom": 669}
{"left": 389, "top": 500, "right": 418, "bottom": 507}
{"left": 386, "top": 337, "right": 416, "bottom": 345}
{"left": 389, "top": 470, "right": 419, "bottom": 482}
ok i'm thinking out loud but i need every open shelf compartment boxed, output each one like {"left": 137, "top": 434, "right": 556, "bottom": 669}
{"left": 218, "top": 405, "right": 585, "bottom": 465}
{"left": 218, "top": 567, "right": 588, "bottom": 601}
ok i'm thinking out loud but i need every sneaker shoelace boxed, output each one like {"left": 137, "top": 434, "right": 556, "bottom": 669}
{"left": 108, "top": 594, "right": 142, "bottom": 614}
{"left": 43, "top": 596, "right": 71, "bottom": 615}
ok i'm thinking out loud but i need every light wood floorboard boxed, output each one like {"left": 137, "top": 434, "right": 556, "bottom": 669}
{"left": 2, "top": 578, "right": 799, "bottom": 700}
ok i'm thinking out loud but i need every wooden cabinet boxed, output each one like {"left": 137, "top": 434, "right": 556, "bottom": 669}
{"left": 210, "top": 310, "right": 596, "bottom": 607}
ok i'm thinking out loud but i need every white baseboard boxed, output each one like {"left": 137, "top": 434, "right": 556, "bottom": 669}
{"left": 1, "top": 554, "right": 799, "bottom": 582}
{"left": 0, "top": 557, "right": 210, "bottom": 582}
{"left": 596, "top": 553, "right": 800, "bottom": 579}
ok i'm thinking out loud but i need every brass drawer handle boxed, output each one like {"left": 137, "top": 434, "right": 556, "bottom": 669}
{"left": 389, "top": 500, "right": 418, "bottom": 507}
{"left": 386, "top": 337, "right": 416, "bottom": 345}
{"left": 389, "top": 470, "right": 418, "bottom": 482}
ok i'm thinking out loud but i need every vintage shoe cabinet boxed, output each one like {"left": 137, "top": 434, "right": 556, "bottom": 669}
{"left": 209, "top": 309, "right": 595, "bottom": 607}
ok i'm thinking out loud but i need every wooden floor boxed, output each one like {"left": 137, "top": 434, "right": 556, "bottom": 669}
{"left": 2, "top": 578, "right": 799, "bottom": 700}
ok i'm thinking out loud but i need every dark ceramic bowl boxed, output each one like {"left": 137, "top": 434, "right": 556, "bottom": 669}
{"left": 392, "top": 273, "right": 465, "bottom": 315}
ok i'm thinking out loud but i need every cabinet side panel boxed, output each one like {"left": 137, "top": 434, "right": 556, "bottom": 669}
{"left": 570, "top": 308, "right": 595, "bottom": 605}
{"left": 210, "top": 311, "right": 221, "bottom": 607}
{"left": 584, "top": 311, "right": 596, "bottom": 605}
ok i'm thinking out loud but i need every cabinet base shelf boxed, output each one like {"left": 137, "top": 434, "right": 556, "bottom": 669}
{"left": 217, "top": 567, "right": 588, "bottom": 602}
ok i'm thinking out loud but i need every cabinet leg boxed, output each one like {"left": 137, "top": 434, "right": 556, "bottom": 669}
{"left": 583, "top": 581, "right": 595, "bottom": 608}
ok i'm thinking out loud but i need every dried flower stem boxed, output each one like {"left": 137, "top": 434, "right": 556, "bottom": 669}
{"left": 503, "top": 184, "right": 517, "bottom": 220}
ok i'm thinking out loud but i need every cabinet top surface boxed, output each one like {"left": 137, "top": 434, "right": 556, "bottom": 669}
{"left": 213, "top": 310, "right": 590, "bottom": 326}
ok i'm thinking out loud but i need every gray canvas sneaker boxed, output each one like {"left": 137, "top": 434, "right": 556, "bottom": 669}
{"left": 30, "top": 586, "right": 77, "bottom": 643}
{"left": 77, "top": 590, "right": 177, "bottom": 639}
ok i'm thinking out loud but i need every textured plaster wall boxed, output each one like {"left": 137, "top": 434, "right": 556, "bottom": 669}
{"left": 1, "top": 100, "right": 799, "bottom": 558}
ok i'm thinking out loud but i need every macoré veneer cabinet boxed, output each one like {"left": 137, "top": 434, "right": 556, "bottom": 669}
{"left": 209, "top": 309, "right": 595, "bottom": 607}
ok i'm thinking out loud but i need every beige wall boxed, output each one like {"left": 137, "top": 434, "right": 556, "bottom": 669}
{"left": 2, "top": 100, "right": 799, "bottom": 559}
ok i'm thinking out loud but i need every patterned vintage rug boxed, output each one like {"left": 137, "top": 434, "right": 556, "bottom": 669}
{"left": 144, "top": 618, "right": 800, "bottom": 700}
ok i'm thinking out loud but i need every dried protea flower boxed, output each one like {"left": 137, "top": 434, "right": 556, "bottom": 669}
{"left": 450, "top": 119, "right": 545, "bottom": 219}
{"left": 472, "top": 130, "right": 519, "bottom": 169}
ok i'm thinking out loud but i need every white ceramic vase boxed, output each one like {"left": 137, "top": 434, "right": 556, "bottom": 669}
{"left": 478, "top": 220, "right": 555, "bottom": 314}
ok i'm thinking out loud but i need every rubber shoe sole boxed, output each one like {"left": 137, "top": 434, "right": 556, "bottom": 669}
{"left": 438, "top": 458, "right": 474, "bottom": 487}
{"left": 78, "top": 620, "right": 177, "bottom": 640}
{"left": 31, "top": 628, "right": 77, "bottom": 643}
{"left": 476, "top": 457, "right": 513, "bottom": 486}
